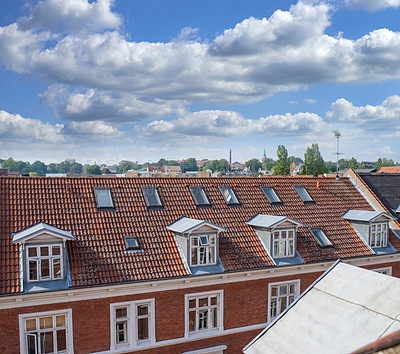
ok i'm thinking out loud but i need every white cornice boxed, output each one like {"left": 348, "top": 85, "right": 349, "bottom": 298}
{"left": 1, "top": 254, "right": 399, "bottom": 310}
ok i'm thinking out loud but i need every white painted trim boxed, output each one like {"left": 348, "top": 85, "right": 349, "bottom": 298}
{"left": 19, "top": 308, "right": 73, "bottom": 354}
{"left": 183, "top": 344, "right": 227, "bottom": 354}
{"left": 2, "top": 254, "right": 400, "bottom": 310}
{"left": 372, "top": 266, "right": 392, "bottom": 276}
{"left": 267, "top": 279, "right": 300, "bottom": 323}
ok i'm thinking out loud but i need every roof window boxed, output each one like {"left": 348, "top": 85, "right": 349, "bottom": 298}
{"left": 94, "top": 187, "right": 114, "bottom": 209}
{"left": 219, "top": 186, "right": 240, "bottom": 205}
{"left": 310, "top": 228, "right": 333, "bottom": 248}
{"left": 124, "top": 236, "right": 140, "bottom": 251}
{"left": 189, "top": 186, "right": 210, "bottom": 206}
{"left": 294, "top": 186, "right": 314, "bottom": 203}
{"left": 142, "top": 186, "right": 162, "bottom": 207}
{"left": 261, "top": 186, "right": 282, "bottom": 204}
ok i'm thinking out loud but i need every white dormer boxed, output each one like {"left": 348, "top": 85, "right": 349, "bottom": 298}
{"left": 246, "top": 214, "right": 304, "bottom": 260}
{"left": 167, "top": 217, "right": 226, "bottom": 275}
{"left": 12, "top": 223, "right": 75, "bottom": 292}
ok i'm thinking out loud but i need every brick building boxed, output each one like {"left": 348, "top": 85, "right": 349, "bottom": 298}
{"left": 1, "top": 176, "right": 400, "bottom": 353}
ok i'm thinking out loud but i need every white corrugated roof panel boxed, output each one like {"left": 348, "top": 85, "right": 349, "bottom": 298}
{"left": 167, "top": 217, "right": 226, "bottom": 234}
{"left": 12, "top": 222, "right": 75, "bottom": 243}
{"left": 342, "top": 209, "right": 395, "bottom": 222}
{"left": 246, "top": 214, "right": 305, "bottom": 228}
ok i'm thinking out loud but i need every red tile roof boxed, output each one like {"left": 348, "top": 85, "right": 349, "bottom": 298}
{"left": 0, "top": 176, "right": 394, "bottom": 294}
{"left": 377, "top": 166, "right": 400, "bottom": 174}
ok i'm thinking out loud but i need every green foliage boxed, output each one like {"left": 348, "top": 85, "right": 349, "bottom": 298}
{"left": 30, "top": 161, "right": 47, "bottom": 176}
{"left": 273, "top": 145, "right": 290, "bottom": 175}
{"left": 180, "top": 158, "right": 198, "bottom": 173}
{"left": 1, "top": 158, "right": 30, "bottom": 174}
{"left": 167, "top": 160, "right": 178, "bottom": 166}
{"left": 84, "top": 164, "right": 102, "bottom": 175}
{"left": 348, "top": 157, "right": 358, "bottom": 169}
{"left": 303, "top": 144, "right": 327, "bottom": 175}
{"left": 47, "top": 163, "right": 58, "bottom": 173}
{"left": 288, "top": 156, "right": 303, "bottom": 164}
{"left": 157, "top": 158, "right": 167, "bottom": 166}
{"left": 203, "top": 159, "right": 231, "bottom": 172}
{"left": 116, "top": 161, "right": 137, "bottom": 173}
{"left": 29, "top": 172, "right": 38, "bottom": 177}
{"left": 374, "top": 157, "right": 396, "bottom": 169}
{"left": 245, "top": 158, "right": 262, "bottom": 172}
{"left": 262, "top": 158, "right": 276, "bottom": 171}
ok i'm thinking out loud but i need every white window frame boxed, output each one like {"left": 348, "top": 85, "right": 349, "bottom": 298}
{"left": 110, "top": 299, "right": 155, "bottom": 351}
{"left": 370, "top": 222, "right": 388, "bottom": 248}
{"left": 190, "top": 234, "right": 217, "bottom": 267}
{"left": 19, "top": 309, "right": 73, "bottom": 354}
{"left": 185, "top": 290, "right": 223, "bottom": 338}
{"left": 26, "top": 244, "right": 63, "bottom": 282}
{"left": 268, "top": 280, "right": 300, "bottom": 323}
{"left": 272, "top": 229, "right": 295, "bottom": 258}
{"left": 373, "top": 267, "right": 392, "bottom": 276}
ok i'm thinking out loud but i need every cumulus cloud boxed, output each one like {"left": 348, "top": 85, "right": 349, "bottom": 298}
{"left": 61, "top": 120, "right": 123, "bottom": 138}
{"left": 345, "top": 0, "right": 400, "bottom": 11}
{"left": 326, "top": 95, "right": 400, "bottom": 131}
{"left": 18, "top": 0, "right": 121, "bottom": 33}
{"left": 138, "top": 110, "right": 325, "bottom": 140}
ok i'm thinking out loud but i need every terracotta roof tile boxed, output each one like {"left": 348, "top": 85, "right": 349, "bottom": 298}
{"left": 0, "top": 176, "right": 393, "bottom": 294}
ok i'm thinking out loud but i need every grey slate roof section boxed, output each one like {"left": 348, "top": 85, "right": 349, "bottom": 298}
{"left": 246, "top": 214, "right": 305, "bottom": 229}
{"left": 341, "top": 209, "right": 395, "bottom": 222}
{"left": 243, "top": 261, "right": 400, "bottom": 354}
{"left": 166, "top": 217, "right": 226, "bottom": 234}
{"left": 12, "top": 222, "right": 75, "bottom": 243}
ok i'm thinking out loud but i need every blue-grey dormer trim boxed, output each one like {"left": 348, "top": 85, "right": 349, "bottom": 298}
{"left": 246, "top": 214, "right": 305, "bottom": 229}
{"left": 167, "top": 217, "right": 227, "bottom": 234}
{"left": 12, "top": 222, "right": 75, "bottom": 244}
{"left": 341, "top": 210, "right": 395, "bottom": 223}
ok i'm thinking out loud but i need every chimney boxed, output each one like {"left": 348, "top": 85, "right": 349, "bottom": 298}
{"left": 317, "top": 181, "right": 320, "bottom": 189}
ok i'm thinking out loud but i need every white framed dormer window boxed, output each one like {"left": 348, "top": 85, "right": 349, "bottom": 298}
{"left": 185, "top": 290, "right": 223, "bottom": 337}
{"left": 268, "top": 280, "right": 300, "bottom": 322}
{"left": 27, "top": 244, "right": 63, "bottom": 282}
{"left": 190, "top": 235, "right": 217, "bottom": 266}
{"left": 373, "top": 267, "right": 392, "bottom": 275}
{"left": 19, "top": 309, "right": 73, "bottom": 354}
{"left": 110, "top": 299, "right": 155, "bottom": 350}
{"left": 272, "top": 229, "right": 295, "bottom": 258}
{"left": 370, "top": 222, "right": 388, "bottom": 248}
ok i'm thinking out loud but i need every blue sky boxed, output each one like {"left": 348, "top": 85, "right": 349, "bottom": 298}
{"left": 1, "top": 0, "right": 400, "bottom": 165}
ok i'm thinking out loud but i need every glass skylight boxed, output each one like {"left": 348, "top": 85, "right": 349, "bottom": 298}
{"left": 310, "top": 228, "right": 332, "bottom": 248}
{"left": 93, "top": 187, "right": 114, "bottom": 209}
{"left": 124, "top": 236, "right": 140, "bottom": 251}
{"left": 189, "top": 186, "right": 210, "bottom": 206}
{"left": 294, "top": 186, "right": 314, "bottom": 203}
{"left": 142, "top": 187, "right": 162, "bottom": 207}
{"left": 261, "top": 186, "right": 281, "bottom": 204}
{"left": 219, "top": 186, "right": 239, "bottom": 205}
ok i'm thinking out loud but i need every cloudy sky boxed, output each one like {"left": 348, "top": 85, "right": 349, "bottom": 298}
{"left": 1, "top": 0, "right": 400, "bottom": 164}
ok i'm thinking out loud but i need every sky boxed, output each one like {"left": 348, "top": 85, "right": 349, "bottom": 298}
{"left": 1, "top": 0, "right": 400, "bottom": 165}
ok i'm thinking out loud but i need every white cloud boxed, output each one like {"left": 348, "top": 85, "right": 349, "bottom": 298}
{"left": 345, "top": 0, "right": 400, "bottom": 11}
{"left": 18, "top": 0, "right": 121, "bottom": 33}
{"left": 305, "top": 98, "right": 317, "bottom": 104}
{"left": 62, "top": 120, "right": 123, "bottom": 138}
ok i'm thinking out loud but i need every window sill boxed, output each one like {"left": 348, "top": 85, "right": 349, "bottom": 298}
{"left": 186, "top": 328, "right": 223, "bottom": 339}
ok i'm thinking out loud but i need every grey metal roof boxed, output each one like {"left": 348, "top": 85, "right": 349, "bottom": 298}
{"left": 244, "top": 262, "right": 400, "bottom": 354}
{"left": 166, "top": 217, "right": 226, "bottom": 234}
{"left": 246, "top": 214, "right": 305, "bottom": 229}
{"left": 12, "top": 222, "right": 75, "bottom": 243}
{"left": 341, "top": 209, "right": 395, "bottom": 222}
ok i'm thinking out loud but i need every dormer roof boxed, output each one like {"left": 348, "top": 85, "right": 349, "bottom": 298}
{"left": 341, "top": 210, "right": 396, "bottom": 223}
{"left": 12, "top": 222, "right": 75, "bottom": 244}
{"left": 246, "top": 214, "right": 305, "bottom": 229}
{"left": 167, "top": 217, "right": 226, "bottom": 234}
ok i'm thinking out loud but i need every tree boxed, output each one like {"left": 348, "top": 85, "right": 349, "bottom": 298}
{"left": 57, "top": 161, "right": 71, "bottom": 174}
{"left": 203, "top": 160, "right": 219, "bottom": 173}
{"left": 158, "top": 158, "right": 167, "bottom": 166}
{"left": 348, "top": 157, "right": 358, "bottom": 170}
{"left": 303, "top": 143, "right": 327, "bottom": 175}
{"left": 167, "top": 160, "right": 178, "bottom": 166}
{"left": 84, "top": 164, "right": 102, "bottom": 175}
{"left": 217, "top": 159, "right": 231, "bottom": 172}
{"left": 288, "top": 156, "right": 303, "bottom": 164}
{"left": 31, "top": 161, "right": 47, "bottom": 176}
{"left": 47, "top": 163, "right": 58, "bottom": 173}
{"left": 70, "top": 162, "right": 83, "bottom": 174}
{"left": 180, "top": 158, "right": 198, "bottom": 173}
{"left": 273, "top": 145, "right": 290, "bottom": 175}
{"left": 29, "top": 172, "right": 38, "bottom": 177}
{"left": 245, "top": 158, "right": 262, "bottom": 172}
{"left": 374, "top": 157, "right": 395, "bottom": 169}
{"left": 262, "top": 158, "right": 275, "bottom": 171}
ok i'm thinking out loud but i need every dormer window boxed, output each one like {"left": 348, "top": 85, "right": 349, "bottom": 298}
{"left": 142, "top": 186, "right": 162, "bottom": 208}
{"left": 190, "top": 235, "right": 216, "bottom": 266}
{"left": 27, "top": 245, "right": 63, "bottom": 281}
{"left": 261, "top": 186, "right": 282, "bottom": 204}
{"left": 189, "top": 186, "right": 210, "bottom": 207}
{"left": 272, "top": 229, "right": 295, "bottom": 258}
{"left": 94, "top": 187, "right": 114, "bottom": 209}
{"left": 370, "top": 223, "right": 388, "bottom": 248}
{"left": 219, "top": 186, "right": 239, "bottom": 205}
{"left": 294, "top": 186, "right": 314, "bottom": 203}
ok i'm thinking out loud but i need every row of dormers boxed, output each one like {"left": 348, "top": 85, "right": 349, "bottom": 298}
{"left": 93, "top": 184, "right": 315, "bottom": 210}
{"left": 12, "top": 209, "right": 396, "bottom": 292}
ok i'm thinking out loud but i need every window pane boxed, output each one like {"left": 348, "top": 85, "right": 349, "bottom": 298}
{"left": 189, "top": 299, "right": 196, "bottom": 308}
{"left": 198, "top": 309, "right": 208, "bottom": 330}
{"left": 190, "top": 186, "right": 210, "bottom": 206}
{"left": 219, "top": 186, "right": 239, "bottom": 205}
{"left": 41, "top": 259, "right": 50, "bottom": 279}
{"left": 137, "top": 304, "right": 148, "bottom": 316}
{"left": 209, "top": 247, "right": 215, "bottom": 263}
{"left": 27, "top": 334, "right": 37, "bottom": 354}
{"left": 116, "top": 321, "right": 127, "bottom": 344}
{"left": 191, "top": 248, "right": 198, "bottom": 265}
{"left": 210, "top": 296, "right": 217, "bottom": 306}
{"left": 270, "top": 299, "right": 277, "bottom": 318}
{"left": 29, "top": 260, "right": 38, "bottom": 281}
{"left": 280, "top": 285, "right": 287, "bottom": 295}
{"left": 28, "top": 247, "right": 37, "bottom": 257}
{"left": 53, "top": 258, "right": 62, "bottom": 279}
{"left": 189, "top": 310, "right": 196, "bottom": 332}
{"left": 40, "top": 331, "right": 54, "bottom": 353}
{"left": 199, "top": 248, "right": 207, "bottom": 264}
{"left": 57, "top": 329, "right": 67, "bottom": 351}
{"left": 200, "top": 236, "right": 209, "bottom": 246}
{"left": 94, "top": 188, "right": 114, "bottom": 208}
{"left": 138, "top": 318, "right": 149, "bottom": 340}
{"left": 116, "top": 308, "right": 127, "bottom": 318}
{"left": 191, "top": 237, "right": 199, "bottom": 246}
{"left": 210, "top": 308, "right": 217, "bottom": 328}
{"left": 40, "top": 246, "right": 49, "bottom": 257}
{"left": 40, "top": 317, "right": 53, "bottom": 329}
{"left": 142, "top": 187, "right": 162, "bottom": 207}
{"left": 52, "top": 246, "right": 61, "bottom": 256}
{"left": 56, "top": 315, "right": 65, "bottom": 327}
{"left": 294, "top": 185, "right": 313, "bottom": 202}
{"left": 271, "top": 287, "right": 278, "bottom": 297}
{"left": 199, "top": 297, "right": 208, "bottom": 307}
{"left": 26, "top": 319, "right": 37, "bottom": 331}
{"left": 279, "top": 297, "right": 287, "bottom": 313}
{"left": 261, "top": 186, "right": 281, "bottom": 203}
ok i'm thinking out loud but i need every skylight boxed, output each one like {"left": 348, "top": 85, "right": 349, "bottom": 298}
{"left": 294, "top": 186, "right": 314, "bottom": 203}
{"left": 93, "top": 187, "right": 114, "bottom": 209}
{"left": 261, "top": 186, "right": 281, "bottom": 204}
{"left": 219, "top": 186, "right": 240, "bottom": 205}
{"left": 189, "top": 186, "right": 210, "bottom": 206}
{"left": 124, "top": 236, "right": 140, "bottom": 251}
{"left": 310, "top": 228, "right": 332, "bottom": 248}
{"left": 142, "top": 186, "right": 162, "bottom": 207}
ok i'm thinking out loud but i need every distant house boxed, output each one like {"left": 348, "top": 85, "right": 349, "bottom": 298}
{"left": 230, "top": 162, "right": 245, "bottom": 171}
{"left": 290, "top": 162, "right": 304, "bottom": 175}
{"left": 196, "top": 159, "right": 209, "bottom": 169}
{"left": 378, "top": 166, "right": 400, "bottom": 174}
{"left": 164, "top": 165, "right": 182, "bottom": 174}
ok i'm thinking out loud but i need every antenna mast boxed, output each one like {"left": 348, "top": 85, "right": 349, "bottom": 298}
{"left": 333, "top": 131, "right": 341, "bottom": 173}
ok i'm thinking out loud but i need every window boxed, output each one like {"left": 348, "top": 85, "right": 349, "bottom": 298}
{"left": 272, "top": 229, "right": 295, "bottom": 258}
{"left": 370, "top": 223, "right": 388, "bottom": 248}
{"left": 373, "top": 267, "right": 392, "bottom": 276}
{"left": 19, "top": 309, "right": 73, "bottom": 354}
{"left": 294, "top": 186, "right": 313, "bottom": 203}
{"left": 261, "top": 186, "right": 281, "bottom": 204}
{"left": 310, "top": 228, "right": 333, "bottom": 248}
{"left": 268, "top": 281, "right": 300, "bottom": 322}
{"left": 94, "top": 187, "right": 114, "bottom": 209}
{"left": 219, "top": 186, "right": 239, "bottom": 205}
{"left": 142, "top": 187, "right": 162, "bottom": 207}
{"left": 190, "top": 235, "right": 217, "bottom": 266}
{"left": 110, "top": 299, "right": 155, "bottom": 350}
{"left": 185, "top": 290, "right": 223, "bottom": 337}
{"left": 190, "top": 186, "right": 210, "bottom": 206}
{"left": 124, "top": 236, "right": 140, "bottom": 251}
{"left": 27, "top": 245, "right": 63, "bottom": 282}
